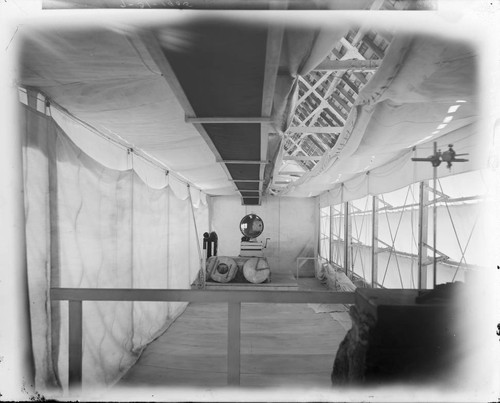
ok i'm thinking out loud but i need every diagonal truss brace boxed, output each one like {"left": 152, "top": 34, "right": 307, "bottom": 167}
{"left": 421, "top": 243, "right": 450, "bottom": 265}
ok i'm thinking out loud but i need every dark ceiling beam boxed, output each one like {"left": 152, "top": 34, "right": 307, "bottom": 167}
{"left": 326, "top": 101, "right": 347, "bottom": 122}
{"left": 217, "top": 159, "right": 269, "bottom": 164}
{"left": 337, "top": 84, "right": 356, "bottom": 104}
{"left": 329, "top": 92, "right": 350, "bottom": 113}
{"left": 185, "top": 116, "right": 272, "bottom": 124}
{"left": 341, "top": 74, "right": 359, "bottom": 94}
{"left": 130, "top": 30, "right": 237, "bottom": 192}
{"left": 362, "top": 35, "right": 385, "bottom": 59}
{"left": 229, "top": 179, "right": 264, "bottom": 183}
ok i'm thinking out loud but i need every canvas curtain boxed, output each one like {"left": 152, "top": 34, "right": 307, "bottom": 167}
{"left": 21, "top": 104, "right": 208, "bottom": 393}
{"left": 286, "top": 34, "right": 483, "bottom": 200}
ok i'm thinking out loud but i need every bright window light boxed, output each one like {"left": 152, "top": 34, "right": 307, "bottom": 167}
{"left": 432, "top": 131, "right": 440, "bottom": 135}
{"left": 443, "top": 115, "right": 453, "bottom": 123}
{"left": 456, "top": 99, "right": 467, "bottom": 103}
{"left": 437, "top": 124, "right": 447, "bottom": 130}
{"left": 448, "top": 105, "right": 461, "bottom": 113}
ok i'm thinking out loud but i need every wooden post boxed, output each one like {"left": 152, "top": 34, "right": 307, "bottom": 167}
{"left": 371, "top": 196, "right": 379, "bottom": 288}
{"left": 329, "top": 205, "right": 334, "bottom": 263}
{"left": 432, "top": 163, "right": 438, "bottom": 289}
{"left": 227, "top": 302, "right": 241, "bottom": 386}
{"left": 418, "top": 181, "right": 429, "bottom": 289}
{"left": 68, "top": 300, "right": 83, "bottom": 392}
{"left": 343, "top": 202, "right": 352, "bottom": 276}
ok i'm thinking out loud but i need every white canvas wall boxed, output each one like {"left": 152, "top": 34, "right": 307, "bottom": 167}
{"left": 21, "top": 104, "right": 208, "bottom": 392}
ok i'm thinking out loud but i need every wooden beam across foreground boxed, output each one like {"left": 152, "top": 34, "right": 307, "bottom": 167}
{"left": 283, "top": 155, "right": 323, "bottom": 161}
{"left": 287, "top": 126, "right": 343, "bottom": 134}
{"left": 185, "top": 116, "right": 272, "bottom": 124}
{"left": 51, "top": 288, "right": 356, "bottom": 304}
{"left": 314, "top": 59, "right": 382, "bottom": 72}
{"left": 57, "top": 288, "right": 355, "bottom": 392}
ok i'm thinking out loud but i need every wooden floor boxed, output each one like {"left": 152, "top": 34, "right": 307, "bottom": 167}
{"left": 118, "top": 278, "right": 348, "bottom": 389}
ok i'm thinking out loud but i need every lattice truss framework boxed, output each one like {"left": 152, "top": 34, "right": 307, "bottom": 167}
{"left": 271, "top": 14, "right": 394, "bottom": 194}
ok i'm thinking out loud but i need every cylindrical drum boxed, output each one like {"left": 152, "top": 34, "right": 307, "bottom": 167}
{"left": 243, "top": 257, "right": 270, "bottom": 284}
{"left": 206, "top": 256, "right": 238, "bottom": 283}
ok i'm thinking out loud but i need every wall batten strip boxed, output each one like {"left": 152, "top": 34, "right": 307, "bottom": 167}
{"left": 344, "top": 202, "right": 351, "bottom": 276}
{"left": 371, "top": 196, "right": 379, "bottom": 288}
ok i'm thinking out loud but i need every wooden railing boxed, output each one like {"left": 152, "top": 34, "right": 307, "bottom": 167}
{"left": 51, "top": 288, "right": 356, "bottom": 391}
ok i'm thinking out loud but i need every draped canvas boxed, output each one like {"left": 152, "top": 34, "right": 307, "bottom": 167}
{"left": 22, "top": 104, "right": 208, "bottom": 392}
{"left": 285, "top": 35, "right": 482, "bottom": 201}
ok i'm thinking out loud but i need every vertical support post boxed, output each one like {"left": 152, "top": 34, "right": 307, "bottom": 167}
{"left": 432, "top": 163, "right": 438, "bottom": 289}
{"left": 329, "top": 205, "right": 334, "bottom": 264}
{"left": 227, "top": 302, "right": 241, "bottom": 386}
{"left": 417, "top": 181, "right": 429, "bottom": 289}
{"left": 68, "top": 300, "right": 83, "bottom": 392}
{"left": 371, "top": 196, "right": 379, "bottom": 288}
{"left": 343, "top": 202, "right": 351, "bottom": 276}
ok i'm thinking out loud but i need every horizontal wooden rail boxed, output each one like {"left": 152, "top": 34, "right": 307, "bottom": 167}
{"left": 51, "top": 288, "right": 355, "bottom": 303}
{"left": 52, "top": 288, "right": 355, "bottom": 392}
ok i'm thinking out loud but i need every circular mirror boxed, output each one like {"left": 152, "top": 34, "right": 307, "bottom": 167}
{"left": 239, "top": 214, "right": 264, "bottom": 239}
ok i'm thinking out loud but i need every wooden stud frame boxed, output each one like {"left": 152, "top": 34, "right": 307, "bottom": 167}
{"left": 417, "top": 181, "right": 429, "bottom": 289}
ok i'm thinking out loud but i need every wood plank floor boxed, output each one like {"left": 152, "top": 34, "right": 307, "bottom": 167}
{"left": 118, "top": 278, "right": 348, "bottom": 389}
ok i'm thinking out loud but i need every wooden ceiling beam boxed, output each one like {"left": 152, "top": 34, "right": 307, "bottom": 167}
{"left": 260, "top": 12, "right": 285, "bottom": 195}
{"left": 288, "top": 126, "right": 342, "bottom": 134}
{"left": 283, "top": 155, "right": 322, "bottom": 161}
{"left": 314, "top": 59, "right": 382, "bottom": 72}
{"left": 278, "top": 171, "right": 305, "bottom": 176}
